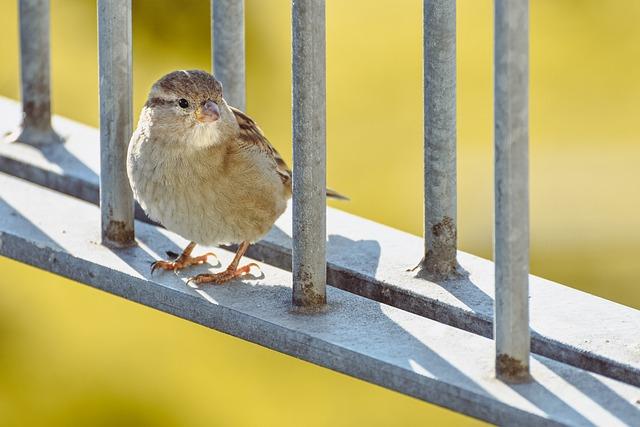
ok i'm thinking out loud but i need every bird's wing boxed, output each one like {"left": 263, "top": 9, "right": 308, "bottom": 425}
{"left": 230, "top": 106, "right": 292, "bottom": 187}
{"left": 230, "top": 106, "right": 349, "bottom": 200}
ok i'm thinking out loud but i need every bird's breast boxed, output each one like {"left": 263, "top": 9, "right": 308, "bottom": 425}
{"left": 127, "top": 135, "right": 288, "bottom": 245}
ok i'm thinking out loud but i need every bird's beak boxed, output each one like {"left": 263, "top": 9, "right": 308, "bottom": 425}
{"left": 196, "top": 100, "right": 220, "bottom": 123}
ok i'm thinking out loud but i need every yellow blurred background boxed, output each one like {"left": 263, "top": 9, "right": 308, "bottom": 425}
{"left": 1, "top": 0, "right": 639, "bottom": 425}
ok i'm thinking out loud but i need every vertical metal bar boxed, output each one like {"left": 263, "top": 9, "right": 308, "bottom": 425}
{"left": 212, "top": 0, "right": 246, "bottom": 111}
{"left": 494, "top": 0, "right": 530, "bottom": 383}
{"left": 8, "top": 0, "right": 61, "bottom": 146}
{"left": 420, "top": 0, "right": 458, "bottom": 280}
{"left": 98, "top": 0, "right": 135, "bottom": 248}
{"left": 291, "top": 0, "right": 327, "bottom": 309}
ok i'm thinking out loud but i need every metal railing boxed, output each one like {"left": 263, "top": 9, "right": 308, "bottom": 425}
{"left": 98, "top": 0, "right": 135, "bottom": 248}
{"left": 10, "top": 0, "right": 531, "bottom": 384}
{"left": 212, "top": 0, "right": 245, "bottom": 111}
{"left": 494, "top": 0, "right": 530, "bottom": 382}
{"left": 422, "top": 0, "right": 458, "bottom": 282}
{"left": 292, "top": 0, "right": 327, "bottom": 308}
{"left": 8, "top": 0, "right": 61, "bottom": 146}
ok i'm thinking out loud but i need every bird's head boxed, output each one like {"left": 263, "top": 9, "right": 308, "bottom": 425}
{"left": 142, "top": 70, "right": 237, "bottom": 148}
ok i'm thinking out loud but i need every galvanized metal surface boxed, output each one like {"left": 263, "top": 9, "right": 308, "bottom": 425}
{"left": 212, "top": 0, "right": 246, "bottom": 111}
{"left": 0, "top": 97, "right": 639, "bottom": 388}
{"left": 494, "top": 0, "right": 531, "bottom": 383}
{"left": 6, "top": 0, "right": 61, "bottom": 146}
{"left": 97, "top": 0, "right": 135, "bottom": 248}
{"left": 1, "top": 172, "right": 639, "bottom": 427}
{"left": 421, "top": 0, "right": 458, "bottom": 280}
{"left": 291, "top": 0, "right": 327, "bottom": 308}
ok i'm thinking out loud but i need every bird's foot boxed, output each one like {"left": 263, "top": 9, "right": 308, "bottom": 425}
{"left": 187, "top": 263, "right": 260, "bottom": 285}
{"left": 151, "top": 251, "right": 217, "bottom": 274}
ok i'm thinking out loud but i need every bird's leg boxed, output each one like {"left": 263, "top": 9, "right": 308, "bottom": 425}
{"left": 188, "top": 241, "right": 259, "bottom": 285}
{"left": 151, "top": 241, "right": 217, "bottom": 274}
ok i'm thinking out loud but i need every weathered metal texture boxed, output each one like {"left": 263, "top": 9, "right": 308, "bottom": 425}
{"left": 291, "top": 0, "right": 327, "bottom": 308}
{"left": 1, "top": 97, "right": 640, "bottom": 388}
{"left": 1, "top": 172, "right": 640, "bottom": 427}
{"left": 212, "top": 0, "right": 246, "bottom": 111}
{"left": 494, "top": 0, "right": 531, "bottom": 382}
{"left": 420, "top": 0, "right": 459, "bottom": 281}
{"left": 6, "top": 0, "right": 62, "bottom": 146}
{"left": 97, "top": 0, "right": 135, "bottom": 248}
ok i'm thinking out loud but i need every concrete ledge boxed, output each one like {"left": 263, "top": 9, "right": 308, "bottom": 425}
{"left": 1, "top": 96, "right": 639, "bottom": 389}
{"left": 1, "top": 171, "right": 640, "bottom": 426}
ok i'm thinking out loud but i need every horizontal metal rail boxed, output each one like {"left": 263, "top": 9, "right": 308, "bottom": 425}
{"left": 0, "top": 98, "right": 638, "bottom": 390}
{"left": 1, "top": 171, "right": 639, "bottom": 427}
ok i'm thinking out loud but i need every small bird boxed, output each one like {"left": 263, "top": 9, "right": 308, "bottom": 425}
{"left": 127, "top": 69, "right": 344, "bottom": 284}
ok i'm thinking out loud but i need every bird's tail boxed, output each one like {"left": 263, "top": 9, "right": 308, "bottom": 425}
{"left": 326, "top": 188, "right": 349, "bottom": 201}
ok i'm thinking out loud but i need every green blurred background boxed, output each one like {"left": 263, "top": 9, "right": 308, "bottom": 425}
{"left": 1, "top": 0, "right": 639, "bottom": 425}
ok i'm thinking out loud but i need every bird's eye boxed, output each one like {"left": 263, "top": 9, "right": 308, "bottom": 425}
{"left": 178, "top": 98, "right": 189, "bottom": 109}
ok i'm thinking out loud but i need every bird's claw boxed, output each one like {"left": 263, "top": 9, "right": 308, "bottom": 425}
{"left": 187, "top": 263, "right": 260, "bottom": 285}
{"left": 149, "top": 251, "right": 218, "bottom": 275}
{"left": 150, "top": 260, "right": 174, "bottom": 275}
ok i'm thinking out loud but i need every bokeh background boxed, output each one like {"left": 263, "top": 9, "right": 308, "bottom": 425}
{"left": 1, "top": 0, "right": 639, "bottom": 426}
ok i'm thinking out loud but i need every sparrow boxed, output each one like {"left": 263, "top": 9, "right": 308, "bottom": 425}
{"left": 127, "top": 69, "right": 345, "bottom": 284}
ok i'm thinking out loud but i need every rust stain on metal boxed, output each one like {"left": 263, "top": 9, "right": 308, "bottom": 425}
{"left": 301, "top": 282, "right": 326, "bottom": 305}
{"left": 103, "top": 220, "right": 135, "bottom": 248}
{"left": 496, "top": 354, "right": 531, "bottom": 383}
{"left": 23, "top": 99, "right": 50, "bottom": 129}
{"left": 21, "top": 58, "right": 53, "bottom": 132}
{"left": 293, "top": 270, "right": 326, "bottom": 311}
{"left": 416, "top": 216, "right": 461, "bottom": 281}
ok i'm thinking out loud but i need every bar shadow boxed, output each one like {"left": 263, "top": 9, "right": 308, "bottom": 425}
{"left": 506, "top": 375, "right": 597, "bottom": 426}
{"left": 327, "top": 234, "right": 381, "bottom": 277}
{"left": 434, "top": 268, "right": 495, "bottom": 336}
{"left": 0, "top": 196, "right": 66, "bottom": 253}
{"left": 537, "top": 356, "right": 640, "bottom": 425}
{"left": 38, "top": 138, "right": 99, "bottom": 183}
{"left": 376, "top": 296, "right": 637, "bottom": 425}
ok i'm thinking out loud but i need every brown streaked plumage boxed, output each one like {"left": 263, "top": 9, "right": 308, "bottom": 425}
{"left": 231, "top": 106, "right": 292, "bottom": 190}
{"left": 127, "top": 69, "right": 344, "bottom": 285}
